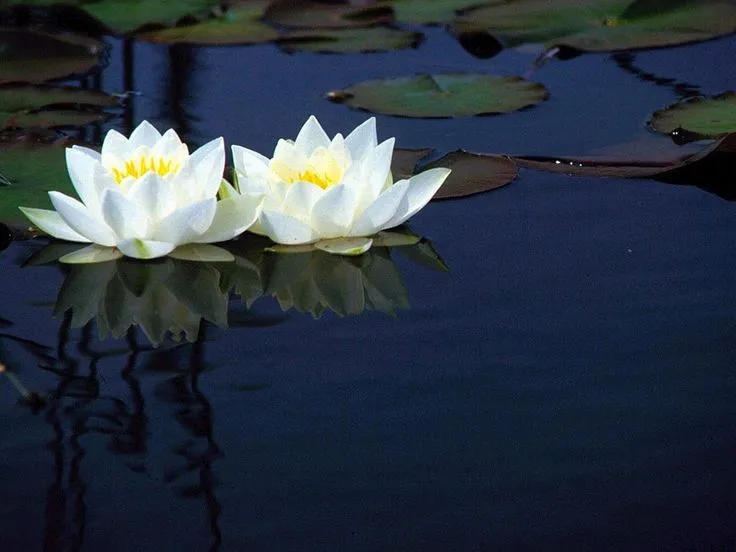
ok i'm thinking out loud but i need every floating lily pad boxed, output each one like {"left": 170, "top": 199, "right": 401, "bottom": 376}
{"left": 648, "top": 92, "right": 736, "bottom": 139}
{"left": 391, "top": 148, "right": 433, "bottom": 180}
{"left": 0, "top": 29, "right": 105, "bottom": 84}
{"left": 388, "top": 0, "right": 498, "bottom": 25}
{"left": 426, "top": 150, "right": 518, "bottom": 199}
{"left": 264, "top": 1, "right": 392, "bottom": 29}
{"left": 327, "top": 73, "right": 548, "bottom": 118}
{"left": 135, "top": 1, "right": 279, "bottom": 45}
{"left": 0, "top": 142, "right": 77, "bottom": 223}
{"left": 454, "top": 0, "right": 736, "bottom": 53}
{"left": 279, "top": 26, "right": 422, "bottom": 53}
{"left": 0, "top": 84, "right": 117, "bottom": 129}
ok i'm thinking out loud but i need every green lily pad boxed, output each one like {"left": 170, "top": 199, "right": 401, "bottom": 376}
{"left": 391, "top": 148, "right": 433, "bottom": 180}
{"left": 0, "top": 29, "right": 104, "bottom": 84}
{"left": 648, "top": 92, "right": 736, "bottom": 139}
{"left": 426, "top": 150, "right": 518, "bottom": 199}
{"left": 387, "top": 0, "right": 497, "bottom": 25}
{"left": 454, "top": 0, "right": 736, "bottom": 53}
{"left": 264, "top": 1, "right": 392, "bottom": 29}
{"left": 0, "top": 84, "right": 117, "bottom": 129}
{"left": 279, "top": 26, "right": 422, "bottom": 53}
{"left": 135, "top": 1, "right": 279, "bottom": 45}
{"left": 326, "top": 73, "right": 548, "bottom": 118}
{"left": 0, "top": 142, "right": 77, "bottom": 223}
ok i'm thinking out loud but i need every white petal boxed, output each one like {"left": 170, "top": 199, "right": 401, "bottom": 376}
{"left": 167, "top": 163, "right": 200, "bottom": 206}
{"left": 152, "top": 128, "right": 184, "bottom": 157}
{"left": 49, "top": 191, "right": 117, "bottom": 246}
{"left": 101, "top": 129, "right": 132, "bottom": 158}
{"left": 294, "top": 115, "right": 331, "bottom": 153}
{"left": 194, "top": 193, "right": 264, "bottom": 243}
{"left": 231, "top": 145, "right": 271, "bottom": 180}
{"left": 345, "top": 117, "right": 377, "bottom": 162}
{"left": 234, "top": 171, "right": 269, "bottom": 196}
{"left": 19, "top": 207, "right": 90, "bottom": 243}
{"left": 154, "top": 198, "right": 216, "bottom": 245}
{"left": 381, "top": 168, "right": 450, "bottom": 229}
{"left": 310, "top": 184, "right": 358, "bottom": 239}
{"left": 328, "top": 133, "right": 351, "bottom": 167}
{"left": 128, "top": 120, "right": 162, "bottom": 147}
{"left": 315, "top": 237, "right": 373, "bottom": 256}
{"left": 100, "top": 188, "right": 150, "bottom": 241}
{"left": 350, "top": 179, "right": 409, "bottom": 237}
{"left": 70, "top": 144, "right": 101, "bottom": 161}
{"left": 66, "top": 148, "right": 100, "bottom": 208}
{"left": 117, "top": 238, "right": 176, "bottom": 259}
{"left": 282, "top": 181, "right": 323, "bottom": 220}
{"left": 126, "top": 172, "right": 176, "bottom": 222}
{"left": 261, "top": 210, "right": 318, "bottom": 244}
{"left": 59, "top": 244, "right": 123, "bottom": 264}
{"left": 169, "top": 244, "right": 234, "bottom": 262}
{"left": 189, "top": 137, "right": 225, "bottom": 199}
{"left": 368, "top": 138, "right": 395, "bottom": 197}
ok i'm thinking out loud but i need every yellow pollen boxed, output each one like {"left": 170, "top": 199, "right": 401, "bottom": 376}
{"left": 296, "top": 167, "right": 338, "bottom": 190}
{"left": 274, "top": 147, "right": 343, "bottom": 190}
{"left": 110, "top": 155, "right": 180, "bottom": 184}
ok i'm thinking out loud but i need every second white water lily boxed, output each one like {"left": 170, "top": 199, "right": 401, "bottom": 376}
{"left": 20, "top": 121, "right": 263, "bottom": 263}
{"left": 232, "top": 116, "right": 450, "bottom": 255}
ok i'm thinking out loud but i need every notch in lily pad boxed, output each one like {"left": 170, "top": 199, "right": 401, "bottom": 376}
{"left": 327, "top": 73, "right": 548, "bottom": 118}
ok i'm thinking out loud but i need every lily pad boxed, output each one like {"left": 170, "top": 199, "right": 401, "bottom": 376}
{"left": 425, "top": 150, "right": 518, "bottom": 199}
{"left": 264, "top": 1, "right": 392, "bottom": 29}
{"left": 0, "top": 142, "right": 77, "bottom": 223}
{"left": 0, "top": 84, "right": 117, "bottom": 129}
{"left": 391, "top": 148, "right": 433, "bottom": 180}
{"left": 135, "top": 1, "right": 279, "bottom": 45}
{"left": 279, "top": 26, "right": 422, "bottom": 54}
{"left": 648, "top": 92, "right": 736, "bottom": 139}
{"left": 326, "top": 73, "right": 548, "bottom": 118}
{"left": 454, "top": 0, "right": 736, "bottom": 53}
{"left": 0, "top": 29, "right": 105, "bottom": 84}
{"left": 387, "top": 0, "right": 498, "bottom": 25}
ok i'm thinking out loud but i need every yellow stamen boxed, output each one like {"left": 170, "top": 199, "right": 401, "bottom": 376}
{"left": 109, "top": 154, "right": 181, "bottom": 184}
{"left": 275, "top": 147, "right": 344, "bottom": 190}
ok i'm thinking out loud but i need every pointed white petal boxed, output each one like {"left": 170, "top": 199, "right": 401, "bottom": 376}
{"left": 70, "top": 145, "right": 101, "bottom": 161}
{"left": 315, "top": 237, "right": 373, "bottom": 256}
{"left": 261, "top": 210, "right": 317, "bottom": 244}
{"left": 350, "top": 179, "right": 409, "bottom": 237}
{"left": 328, "top": 133, "right": 351, "bottom": 167}
{"left": 282, "top": 180, "right": 323, "bottom": 220}
{"left": 126, "top": 172, "right": 176, "bottom": 221}
{"left": 154, "top": 198, "right": 217, "bottom": 245}
{"left": 19, "top": 207, "right": 90, "bottom": 243}
{"left": 169, "top": 244, "right": 234, "bottom": 262}
{"left": 381, "top": 168, "right": 450, "bottom": 229}
{"left": 49, "top": 191, "right": 117, "bottom": 246}
{"left": 167, "top": 163, "right": 199, "bottom": 205}
{"left": 368, "top": 137, "right": 395, "bottom": 196}
{"left": 128, "top": 120, "right": 162, "bottom": 147}
{"left": 189, "top": 137, "right": 225, "bottom": 199}
{"left": 345, "top": 117, "right": 377, "bottom": 162}
{"left": 231, "top": 145, "right": 271, "bottom": 179}
{"left": 234, "top": 170, "right": 269, "bottom": 196}
{"left": 59, "top": 244, "right": 124, "bottom": 264}
{"left": 100, "top": 129, "right": 132, "bottom": 158}
{"left": 65, "top": 147, "right": 103, "bottom": 208}
{"left": 294, "top": 115, "right": 331, "bottom": 153}
{"left": 152, "top": 128, "right": 184, "bottom": 157}
{"left": 310, "top": 184, "right": 358, "bottom": 239}
{"left": 117, "top": 238, "right": 176, "bottom": 259}
{"left": 100, "top": 188, "right": 150, "bottom": 240}
{"left": 194, "top": 193, "right": 264, "bottom": 243}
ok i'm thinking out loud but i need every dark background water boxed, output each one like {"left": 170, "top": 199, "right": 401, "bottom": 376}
{"left": 1, "top": 25, "right": 735, "bottom": 552}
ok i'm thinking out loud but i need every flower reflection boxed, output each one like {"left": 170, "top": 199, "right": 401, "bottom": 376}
{"left": 229, "top": 228, "right": 448, "bottom": 318}
{"left": 35, "top": 244, "right": 234, "bottom": 346}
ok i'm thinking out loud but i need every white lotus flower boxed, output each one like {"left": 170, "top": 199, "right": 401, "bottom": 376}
{"left": 231, "top": 116, "right": 450, "bottom": 255}
{"left": 20, "top": 121, "right": 263, "bottom": 262}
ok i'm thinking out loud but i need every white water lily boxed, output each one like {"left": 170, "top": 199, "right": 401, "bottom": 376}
{"left": 231, "top": 116, "right": 450, "bottom": 255}
{"left": 20, "top": 121, "right": 263, "bottom": 262}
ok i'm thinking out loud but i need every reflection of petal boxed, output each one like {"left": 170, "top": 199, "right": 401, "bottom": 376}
{"left": 54, "top": 260, "right": 117, "bottom": 328}
{"left": 169, "top": 244, "right": 234, "bottom": 262}
{"left": 315, "top": 237, "right": 373, "bottom": 256}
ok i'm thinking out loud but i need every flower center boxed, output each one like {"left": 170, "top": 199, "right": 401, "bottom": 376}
{"left": 273, "top": 147, "right": 344, "bottom": 190}
{"left": 109, "top": 154, "right": 181, "bottom": 184}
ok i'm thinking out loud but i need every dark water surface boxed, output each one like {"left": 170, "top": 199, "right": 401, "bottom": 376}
{"left": 1, "top": 27, "right": 735, "bottom": 552}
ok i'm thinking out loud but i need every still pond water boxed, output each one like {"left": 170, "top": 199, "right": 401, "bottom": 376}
{"left": 1, "top": 23, "right": 735, "bottom": 552}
